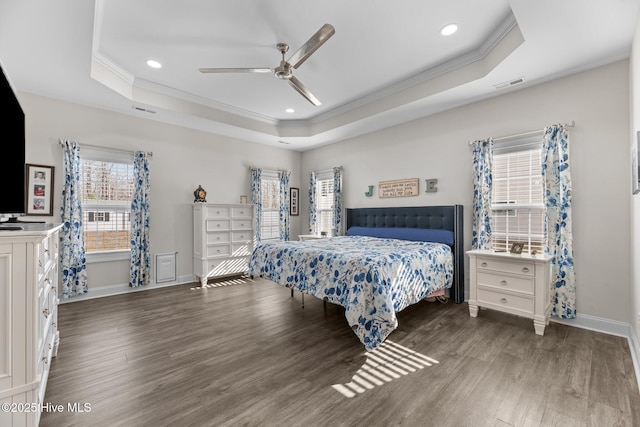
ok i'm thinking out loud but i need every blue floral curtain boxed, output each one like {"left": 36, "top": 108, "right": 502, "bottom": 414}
{"left": 278, "top": 170, "right": 291, "bottom": 241}
{"left": 130, "top": 151, "right": 150, "bottom": 288}
{"left": 471, "top": 138, "right": 493, "bottom": 250}
{"left": 60, "top": 139, "right": 88, "bottom": 298}
{"left": 542, "top": 125, "right": 576, "bottom": 318}
{"left": 332, "top": 167, "right": 343, "bottom": 236}
{"left": 308, "top": 171, "right": 317, "bottom": 234}
{"left": 250, "top": 168, "right": 262, "bottom": 242}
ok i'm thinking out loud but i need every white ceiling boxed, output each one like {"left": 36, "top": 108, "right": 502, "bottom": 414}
{"left": 0, "top": 0, "right": 638, "bottom": 151}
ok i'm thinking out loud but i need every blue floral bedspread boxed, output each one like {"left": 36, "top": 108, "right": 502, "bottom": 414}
{"left": 248, "top": 236, "right": 453, "bottom": 350}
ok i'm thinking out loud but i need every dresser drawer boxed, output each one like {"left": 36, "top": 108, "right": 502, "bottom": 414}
{"left": 207, "top": 258, "right": 249, "bottom": 276}
{"left": 231, "top": 230, "right": 252, "bottom": 243}
{"left": 207, "top": 232, "right": 230, "bottom": 244}
{"left": 231, "top": 207, "right": 252, "bottom": 219}
{"left": 231, "top": 219, "right": 252, "bottom": 230}
{"left": 477, "top": 288, "right": 533, "bottom": 314}
{"left": 206, "top": 206, "right": 230, "bottom": 218}
{"left": 232, "top": 243, "right": 252, "bottom": 257}
{"left": 477, "top": 257, "right": 534, "bottom": 276}
{"left": 206, "top": 220, "right": 230, "bottom": 232}
{"left": 477, "top": 271, "right": 534, "bottom": 294}
{"left": 207, "top": 245, "right": 230, "bottom": 258}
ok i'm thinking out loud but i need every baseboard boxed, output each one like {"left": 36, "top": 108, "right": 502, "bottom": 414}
{"left": 551, "top": 313, "right": 640, "bottom": 392}
{"left": 58, "top": 274, "right": 197, "bottom": 304}
{"left": 629, "top": 328, "right": 640, "bottom": 393}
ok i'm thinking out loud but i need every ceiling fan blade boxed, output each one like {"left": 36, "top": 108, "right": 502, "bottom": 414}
{"left": 288, "top": 76, "right": 321, "bottom": 106}
{"left": 199, "top": 67, "right": 272, "bottom": 73}
{"left": 288, "top": 23, "right": 335, "bottom": 69}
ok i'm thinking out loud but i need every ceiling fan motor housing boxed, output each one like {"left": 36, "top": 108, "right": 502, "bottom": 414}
{"left": 275, "top": 62, "right": 292, "bottom": 80}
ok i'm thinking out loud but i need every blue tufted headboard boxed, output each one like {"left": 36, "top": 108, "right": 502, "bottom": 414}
{"left": 345, "top": 205, "right": 464, "bottom": 303}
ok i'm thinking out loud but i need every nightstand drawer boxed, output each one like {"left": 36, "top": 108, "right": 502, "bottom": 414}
{"left": 477, "top": 288, "right": 533, "bottom": 313}
{"left": 477, "top": 257, "right": 535, "bottom": 276}
{"left": 477, "top": 271, "right": 534, "bottom": 294}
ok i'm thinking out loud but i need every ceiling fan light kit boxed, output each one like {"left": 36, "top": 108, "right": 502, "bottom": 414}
{"left": 199, "top": 23, "right": 335, "bottom": 106}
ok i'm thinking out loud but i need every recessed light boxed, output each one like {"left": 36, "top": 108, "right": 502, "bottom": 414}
{"left": 440, "top": 24, "right": 458, "bottom": 36}
{"left": 285, "top": 108, "right": 295, "bottom": 113}
{"left": 146, "top": 59, "right": 162, "bottom": 69}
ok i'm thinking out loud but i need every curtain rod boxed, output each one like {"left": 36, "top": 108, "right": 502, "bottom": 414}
{"left": 468, "top": 121, "right": 575, "bottom": 146}
{"left": 58, "top": 140, "right": 153, "bottom": 157}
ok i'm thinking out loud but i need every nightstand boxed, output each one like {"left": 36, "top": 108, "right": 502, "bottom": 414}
{"left": 467, "top": 249, "right": 552, "bottom": 335}
{"left": 298, "top": 234, "right": 326, "bottom": 241}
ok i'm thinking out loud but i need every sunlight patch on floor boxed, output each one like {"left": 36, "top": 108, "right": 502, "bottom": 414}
{"left": 190, "top": 275, "right": 253, "bottom": 290}
{"left": 331, "top": 340, "right": 439, "bottom": 398}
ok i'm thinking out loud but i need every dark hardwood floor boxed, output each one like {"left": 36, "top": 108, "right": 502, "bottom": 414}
{"left": 41, "top": 277, "right": 640, "bottom": 427}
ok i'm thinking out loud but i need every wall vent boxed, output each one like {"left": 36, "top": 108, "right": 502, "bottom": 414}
{"left": 494, "top": 76, "right": 525, "bottom": 90}
{"left": 132, "top": 106, "right": 157, "bottom": 114}
{"left": 155, "top": 252, "right": 177, "bottom": 283}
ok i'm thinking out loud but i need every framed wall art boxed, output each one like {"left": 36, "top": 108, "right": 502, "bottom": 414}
{"left": 26, "top": 164, "right": 54, "bottom": 216}
{"left": 290, "top": 187, "right": 299, "bottom": 216}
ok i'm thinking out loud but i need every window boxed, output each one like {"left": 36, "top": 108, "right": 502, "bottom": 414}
{"left": 260, "top": 171, "right": 280, "bottom": 241}
{"left": 315, "top": 171, "right": 335, "bottom": 236}
{"left": 80, "top": 149, "right": 134, "bottom": 254}
{"left": 491, "top": 138, "right": 545, "bottom": 254}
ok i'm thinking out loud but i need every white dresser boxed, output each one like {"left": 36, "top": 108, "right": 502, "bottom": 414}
{"left": 467, "top": 249, "right": 552, "bottom": 335}
{"left": 193, "top": 204, "right": 255, "bottom": 286}
{"left": 0, "top": 223, "right": 62, "bottom": 427}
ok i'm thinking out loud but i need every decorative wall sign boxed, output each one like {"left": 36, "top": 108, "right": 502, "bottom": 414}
{"left": 26, "top": 164, "right": 54, "bottom": 215}
{"left": 378, "top": 178, "right": 419, "bottom": 198}
{"left": 425, "top": 178, "right": 438, "bottom": 193}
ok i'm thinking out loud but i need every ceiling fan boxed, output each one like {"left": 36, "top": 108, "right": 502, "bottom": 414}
{"left": 199, "top": 23, "right": 335, "bottom": 106}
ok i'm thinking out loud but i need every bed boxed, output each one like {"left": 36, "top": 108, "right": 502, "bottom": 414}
{"left": 248, "top": 205, "right": 464, "bottom": 350}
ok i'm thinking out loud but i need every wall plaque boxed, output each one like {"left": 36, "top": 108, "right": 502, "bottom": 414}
{"left": 378, "top": 178, "right": 419, "bottom": 198}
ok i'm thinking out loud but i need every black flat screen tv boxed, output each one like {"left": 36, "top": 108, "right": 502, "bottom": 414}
{"left": 0, "top": 62, "right": 26, "bottom": 222}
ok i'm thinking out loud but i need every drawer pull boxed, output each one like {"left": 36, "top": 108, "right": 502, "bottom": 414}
{"left": 216, "top": 211, "right": 220, "bottom": 214}
{"left": 42, "top": 357, "right": 48, "bottom": 365}
{"left": 499, "top": 280, "right": 507, "bottom": 286}
{"left": 240, "top": 235, "right": 244, "bottom": 239}
{"left": 500, "top": 298, "right": 508, "bottom": 303}
{"left": 217, "top": 224, "right": 221, "bottom": 227}
{"left": 481, "top": 262, "right": 488, "bottom": 267}
{"left": 522, "top": 267, "right": 530, "bottom": 273}
{"left": 44, "top": 248, "right": 50, "bottom": 255}
{"left": 43, "top": 308, "right": 50, "bottom": 318}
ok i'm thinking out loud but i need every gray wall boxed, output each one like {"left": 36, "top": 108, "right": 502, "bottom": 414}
{"left": 22, "top": 93, "right": 302, "bottom": 294}
{"left": 302, "top": 60, "right": 631, "bottom": 324}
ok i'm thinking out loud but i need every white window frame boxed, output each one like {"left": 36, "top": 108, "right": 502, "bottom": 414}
{"left": 491, "top": 136, "right": 546, "bottom": 254}
{"left": 314, "top": 170, "right": 335, "bottom": 236}
{"left": 80, "top": 148, "right": 134, "bottom": 263}
{"left": 260, "top": 170, "right": 281, "bottom": 241}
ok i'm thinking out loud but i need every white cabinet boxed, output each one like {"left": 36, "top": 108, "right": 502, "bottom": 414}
{"left": 0, "top": 223, "right": 61, "bottom": 427}
{"left": 467, "top": 249, "right": 552, "bottom": 335}
{"left": 193, "top": 204, "right": 255, "bottom": 286}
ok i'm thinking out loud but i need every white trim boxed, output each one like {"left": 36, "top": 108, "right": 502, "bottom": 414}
{"left": 58, "top": 274, "right": 196, "bottom": 303}
{"left": 629, "top": 328, "right": 640, "bottom": 393}
{"left": 551, "top": 313, "right": 640, "bottom": 392}
{"left": 86, "top": 250, "right": 131, "bottom": 263}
